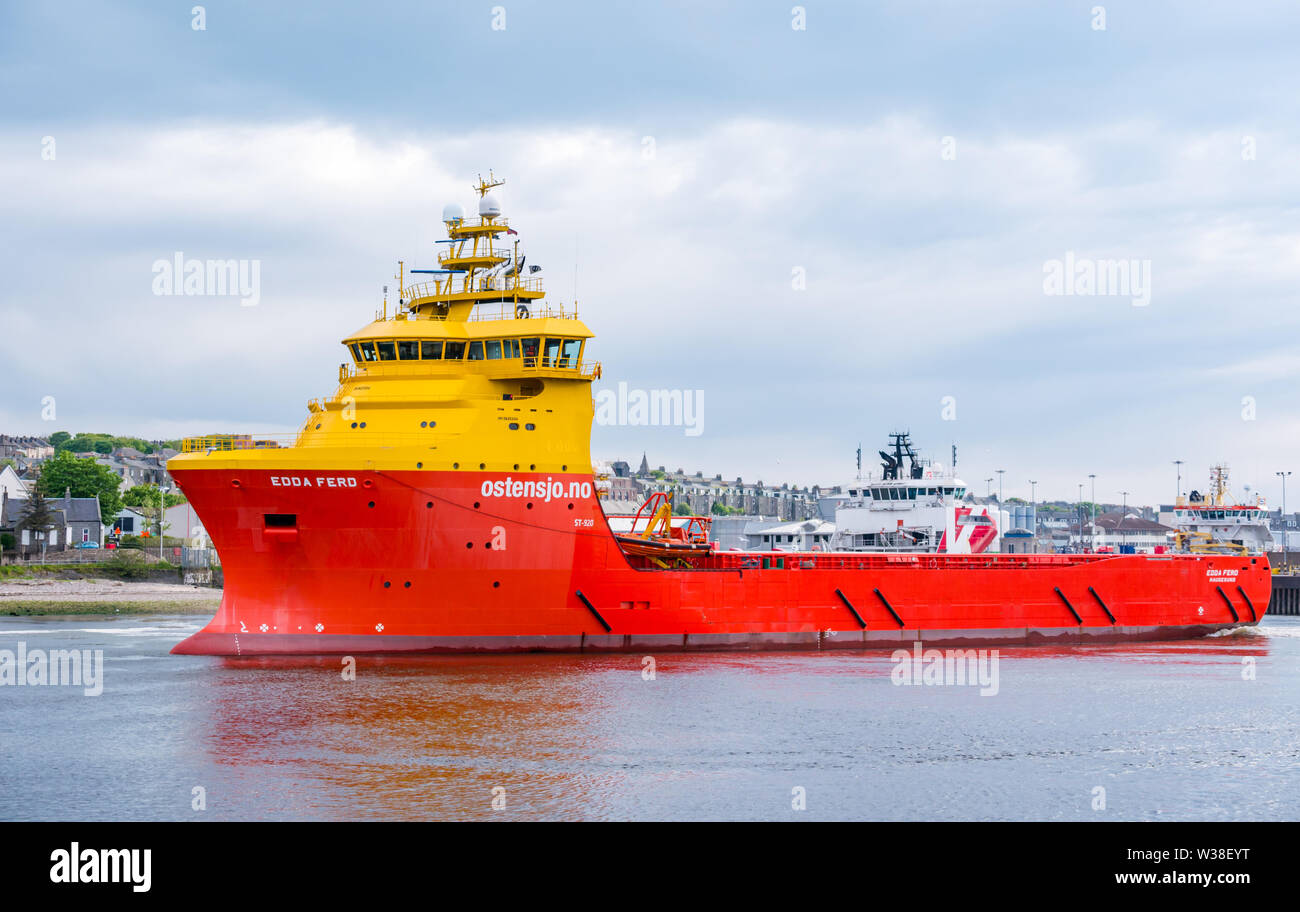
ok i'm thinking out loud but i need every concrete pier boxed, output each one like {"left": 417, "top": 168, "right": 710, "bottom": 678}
{"left": 1268, "top": 575, "right": 1300, "bottom": 615}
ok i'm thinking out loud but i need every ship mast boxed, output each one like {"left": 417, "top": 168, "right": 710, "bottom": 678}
{"left": 395, "top": 171, "right": 548, "bottom": 323}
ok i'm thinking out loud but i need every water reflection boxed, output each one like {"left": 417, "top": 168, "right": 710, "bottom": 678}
{"left": 1, "top": 614, "right": 1294, "bottom": 821}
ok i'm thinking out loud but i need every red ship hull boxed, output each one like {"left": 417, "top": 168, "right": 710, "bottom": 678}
{"left": 170, "top": 468, "right": 1270, "bottom": 656}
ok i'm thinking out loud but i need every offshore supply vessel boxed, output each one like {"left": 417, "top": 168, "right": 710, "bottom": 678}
{"left": 830, "top": 432, "right": 1001, "bottom": 553}
{"left": 170, "top": 175, "right": 1269, "bottom": 655}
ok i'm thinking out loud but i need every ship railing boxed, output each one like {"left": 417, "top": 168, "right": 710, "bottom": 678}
{"left": 468, "top": 300, "right": 572, "bottom": 321}
{"left": 180, "top": 434, "right": 290, "bottom": 453}
{"left": 447, "top": 216, "right": 509, "bottom": 232}
{"left": 437, "top": 246, "right": 511, "bottom": 265}
{"left": 179, "top": 430, "right": 482, "bottom": 454}
{"left": 336, "top": 357, "right": 600, "bottom": 381}
{"left": 475, "top": 275, "right": 544, "bottom": 294}
{"left": 401, "top": 276, "right": 546, "bottom": 303}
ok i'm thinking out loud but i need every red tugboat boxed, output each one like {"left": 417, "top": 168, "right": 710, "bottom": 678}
{"left": 170, "top": 175, "right": 1269, "bottom": 655}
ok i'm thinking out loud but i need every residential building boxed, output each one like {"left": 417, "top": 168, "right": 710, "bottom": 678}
{"left": 1, "top": 488, "right": 105, "bottom": 555}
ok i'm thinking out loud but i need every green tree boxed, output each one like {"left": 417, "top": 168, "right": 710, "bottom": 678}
{"left": 55, "top": 433, "right": 159, "bottom": 455}
{"left": 122, "top": 484, "right": 186, "bottom": 509}
{"left": 48, "top": 431, "right": 71, "bottom": 448}
{"left": 36, "top": 451, "right": 123, "bottom": 522}
{"left": 22, "top": 480, "right": 59, "bottom": 561}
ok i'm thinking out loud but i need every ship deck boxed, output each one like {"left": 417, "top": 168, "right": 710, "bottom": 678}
{"left": 620, "top": 550, "right": 1144, "bottom": 571}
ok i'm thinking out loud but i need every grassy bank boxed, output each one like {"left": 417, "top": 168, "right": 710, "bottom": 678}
{"left": 0, "top": 600, "right": 219, "bottom": 616}
{"left": 0, "top": 563, "right": 184, "bottom": 582}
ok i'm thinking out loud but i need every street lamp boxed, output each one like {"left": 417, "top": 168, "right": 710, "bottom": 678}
{"left": 985, "top": 477, "right": 993, "bottom": 498}
{"left": 158, "top": 484, "right": 169, "bottom": 564}
{"left": 1077, "top": 483, "right": 1084, "bottom": 551}
{"left": 1120, "top": 490, "right": 1129, "bottom": 552}
{"left": 1174, "top": 459, "right": 1184, "bottom": 503}
{"left": 1029, "top": 480, "right": 1038, "bottom": 552}
{"left": 1088, "top": 473, "right": 1097, "bottom": 551}
{"left": 1278, "top": 471, "right": 1292, "bottom": 569}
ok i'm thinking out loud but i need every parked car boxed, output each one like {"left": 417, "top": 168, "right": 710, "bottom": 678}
{"left": 75, "top": 541, "right": 100, "bottom": 549}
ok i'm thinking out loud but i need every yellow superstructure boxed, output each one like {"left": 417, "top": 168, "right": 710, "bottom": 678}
{"left": 175, "top": 174, "right": 600, "bottom": 474}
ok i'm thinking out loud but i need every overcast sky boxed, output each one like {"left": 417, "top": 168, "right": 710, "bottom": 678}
{"left": 3, "top": 1, "right": 1299, "bottom": 507}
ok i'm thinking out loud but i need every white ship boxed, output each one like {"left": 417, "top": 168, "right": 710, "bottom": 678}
{"left": 1169, "top": 465, "right": 1273, "bottom": 555}
{"left": 831, "top": 433, "right": 1005, "bottom": 553}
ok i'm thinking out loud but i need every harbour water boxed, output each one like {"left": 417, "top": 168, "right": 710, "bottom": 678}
{"left": 1, "top": 614, "right": 1297, "bottom": 821}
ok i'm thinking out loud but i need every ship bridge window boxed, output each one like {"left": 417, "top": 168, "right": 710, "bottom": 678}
{"left": 849, "top": 489, "right": 858, "bottom": 497}
{"left": 421, "top": 341, "right": 443, "bottom": 360}
{"left": 468, "top": 341, "right": 484, "bottom": 360}
{"left": 397, "top": 341, "right": 419, "bottom": 360}
{"left": 356, "top": 342, "right": 377, "bottom": 362}
{"left": 522, "top": 337, "right": 540, "bottom": 366}
{"left": 444, "top": 341, "right": 466, "bottom": 360}
{"left": 542, "top": 337, "right": 562, "bottom": 367}
{"left": 376, "top": 341, "right": 397, "bottom": 361}
{"left": 503, "top": 339, "right": 521, "bottom": 359}
{"left": 486, "top": 340, "right": 502, "bottom": 359}
{"left": 350, "top": 343, "right": 363, "bottom": 362}
{"left": 560, "top": 338, "right": 582, "bottom": 367}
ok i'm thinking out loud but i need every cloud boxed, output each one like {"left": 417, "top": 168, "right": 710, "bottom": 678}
{"left": 2, "top": 114, "right": 1299, "bottom": 504}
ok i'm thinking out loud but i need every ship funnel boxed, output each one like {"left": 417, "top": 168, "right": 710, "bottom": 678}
{"left": 479, "top": 194, "right": 501, "bottom": 218}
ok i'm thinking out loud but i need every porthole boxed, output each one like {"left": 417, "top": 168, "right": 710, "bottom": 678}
{"left": 315, "top": 424, "right": 321, "bottom": 430}
{"left": 453, "top": 462, "right": 459, "bottom": 469}
{"left": 404, "top": 581, "right": 411, "bottom": 589}
{"left": 562, "top": 465, "right": 567, "bottom": 471}
{"left": 466, "top": 542, "right": 473, "bottom": 549}
{"left": 426, "top": 501, "right": 433, "bottom": 508}
{"left": 473, "top": 502, "right": 481, "bottom": 509}
{"left": 351, "top": 422, "right": 358, "bottom": 429}
{"left": 368, "top": 501, "right": 375, "bottom": 508}
{"left": 416, "top": 462, "right": 423, "bottom": 469}
{"left": 231, "top": 479, "right": 241, "bottom": 488}
{"left": 526, "top": 503, "right": 534, "bottom": 510}
{"left": 363, "top": 479, "right": 373, "bottom": 488}
{"left": 483, "top": 542, "right": 491, "bottom": 549}
{"left": 360, "top": 422, "right": 366, "bottom": 428}
{"left": 525, "top": 423, "right": 536, "bottom": 431}
{"left": 513, "top": 464, "right": 519, "bottom": 470}
{"left": 420, "top": 421, "right": 427, "bottom": 427}
{"left": 529, "top": 464, "right": 536, "bottom": 470}
{"left": 509, "top": 423, "right": 519, "bottom": 430}
{"left": 428, "top": 420, "right": 436, "bottom": 428}
{"left": 493, "top": 581, "right": 500, "bottom": 589}
{"left": 567, "top": 503, "right": 574, "bottom": 510}
{"left": 383, "top": 581, "right": 391, "bottom": 588}
{"left": 479, "top": 462, "right": 485, "bottom": 470}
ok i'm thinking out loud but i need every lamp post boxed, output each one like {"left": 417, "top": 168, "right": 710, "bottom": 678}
{"left": 1077, "top": 483, "right": 1084, "bottom": 551}
{"left": 1088, "top": 474, "right": 1097, "bottom": 551}
{"left": 1174, "top": 459, "right": 1184, "bottom": 503}
{"left": 1029, "top": 480, "right": 1038, "bottom": 553}
{"left": 1278, "top": 471, "right": 1292, "bottom": 569}
{"left": 996, "top": 469, "right": 1005, "bottom": 503}
{"left": 985, "top": 477, "right": 993, "bottom": 498}
{"left": 1120, "top": 490, "right": 1129, "bottom": 552}
{"left": 158, "top": 484, "right": 168, "bottom": 564}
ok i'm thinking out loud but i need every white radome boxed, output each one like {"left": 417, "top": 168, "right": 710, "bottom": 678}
{"left": 478, "top": 194, "right": 501, "bottom": 218}
{"left": 442, "top": 202, "right": 465, "bottom": 222}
